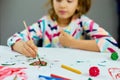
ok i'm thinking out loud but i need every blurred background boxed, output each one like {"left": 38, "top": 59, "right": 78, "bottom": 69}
{"left": 0, "top": 0, "right": 119, "bottom": 47}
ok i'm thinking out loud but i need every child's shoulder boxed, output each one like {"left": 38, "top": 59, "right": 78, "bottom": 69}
{"left": 80, "top": 15, "right": 93, "bottom": 22}
{"left": 37, "top": 14, "right": 53, "bottom": 22}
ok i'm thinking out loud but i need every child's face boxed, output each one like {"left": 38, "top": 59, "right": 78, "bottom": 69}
{"left": 53, "top": 0, "right": 78, "bottom": 20}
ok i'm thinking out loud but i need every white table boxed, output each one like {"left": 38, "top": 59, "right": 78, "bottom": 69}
{"left": 0, "top": 45, "right": 120, "bottom": 80}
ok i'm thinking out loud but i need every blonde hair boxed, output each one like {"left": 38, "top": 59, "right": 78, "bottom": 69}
{"left": 48, "top": 0, "right": 91, "bottom": 20}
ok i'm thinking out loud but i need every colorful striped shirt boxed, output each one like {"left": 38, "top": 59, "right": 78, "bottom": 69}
{"left": 7, "top": 15, "right": 119, "bottom": 53}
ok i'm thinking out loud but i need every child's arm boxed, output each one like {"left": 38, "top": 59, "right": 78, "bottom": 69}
{"left": 59, "top": 30, "right": 100, "bottom": 52}
{"left": 7, "top": 21, "right": 43, "bottom": 57}
{"left": 59, "top": 16, "right": 119, "bottom": 53}
{"left": 69, "top": 39, "right": 100, "bottom": 52}
{"left": 80, "top": 16, "right": 119, "bottom": 53}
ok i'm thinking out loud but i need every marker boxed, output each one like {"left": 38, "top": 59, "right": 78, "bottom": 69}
{"left": 61, "top": 64, "right": 82, "bottom": 74}
{"left": 39, "top": 75, "right": 62, "bottom": 80}
{"left": 51, "top": 74, "right": 71, "bottom": 80}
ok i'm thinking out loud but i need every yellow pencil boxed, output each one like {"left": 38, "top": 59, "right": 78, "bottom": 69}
{"left": 61, "top": 64, "right": 82, "bottom": 74}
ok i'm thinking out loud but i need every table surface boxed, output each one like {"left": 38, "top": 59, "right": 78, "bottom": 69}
{"left": 0, "top": 45, "right": 120, "bottom": 80}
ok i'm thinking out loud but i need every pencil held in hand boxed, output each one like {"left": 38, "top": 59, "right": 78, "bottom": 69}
{"left": 36, "top": 50, "right": 41, "bottom": 64}
{"left": 23, "top": 20, "right": 31, "bottom": 40}
{"left": 23, "top": 20, "right": 41, "bottom": 62}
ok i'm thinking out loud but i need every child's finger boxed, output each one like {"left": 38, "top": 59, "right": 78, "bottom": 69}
{"left": 60, "top": 30, "right": 67, "bottom": 37}
{"left": 24, "top": 43, "right": 36, "bottom": 57}
{"left": 22, "top": 47, "right": 33, "bottom": 57}
{"left": 27, "top": 40, "right": 38, "bottom": 51}
{"left": 60, "top": 30, "right": 65, "bottom": 35}
{"left": 60, "top": 30, "right": 69, "bottom": 37}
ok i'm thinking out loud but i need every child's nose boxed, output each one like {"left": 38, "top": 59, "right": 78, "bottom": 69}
{"left": 59, "top": 1, "right": 67, "bottom": 8}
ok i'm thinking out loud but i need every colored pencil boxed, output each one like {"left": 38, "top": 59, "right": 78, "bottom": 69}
{"left": 13, "top": 75, "right": 17, "bottom": 80}
{"left": 39, "top": 75, "right": 61, "bottom": 80}
{"left": 61, "top": 64, "right": 82, "bottom": 74}
{"left": 51, "top": 74, "right": 71, "bottom": 80}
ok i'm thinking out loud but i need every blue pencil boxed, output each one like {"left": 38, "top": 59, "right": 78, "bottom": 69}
{"left": 39, "top": 75, "right": 62, "bottom": 80}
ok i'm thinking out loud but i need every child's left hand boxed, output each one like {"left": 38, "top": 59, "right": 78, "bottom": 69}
{"left": 59, "top": 30, "right": 75, "bottom": 47}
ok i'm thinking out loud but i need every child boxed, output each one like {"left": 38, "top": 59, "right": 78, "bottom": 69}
{"left": 7, "top": 0, "right": 119, "bottom": 58}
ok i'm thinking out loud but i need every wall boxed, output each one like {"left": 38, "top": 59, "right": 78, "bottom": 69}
{"left": 0, "top": 0, "right": 48, "bottom": 45}
{"left": 0, "top": 1, "right": 2, "bottom": 45}
{"left": 0, "top": 0, "right": 118, "bottom": 45}
{"left": 87, "top": 0, "right": 118, "bottom": 40}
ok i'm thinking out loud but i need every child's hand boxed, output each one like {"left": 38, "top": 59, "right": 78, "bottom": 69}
{"left": 59, "top": 30, "right": 75, "bottom": 47}
{"left": 12, "top": 40, "right": 37, "bottom": 58}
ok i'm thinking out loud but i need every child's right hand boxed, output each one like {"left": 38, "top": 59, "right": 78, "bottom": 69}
{"left": 12, "top": 40, "right": 37, "bottom": 58}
